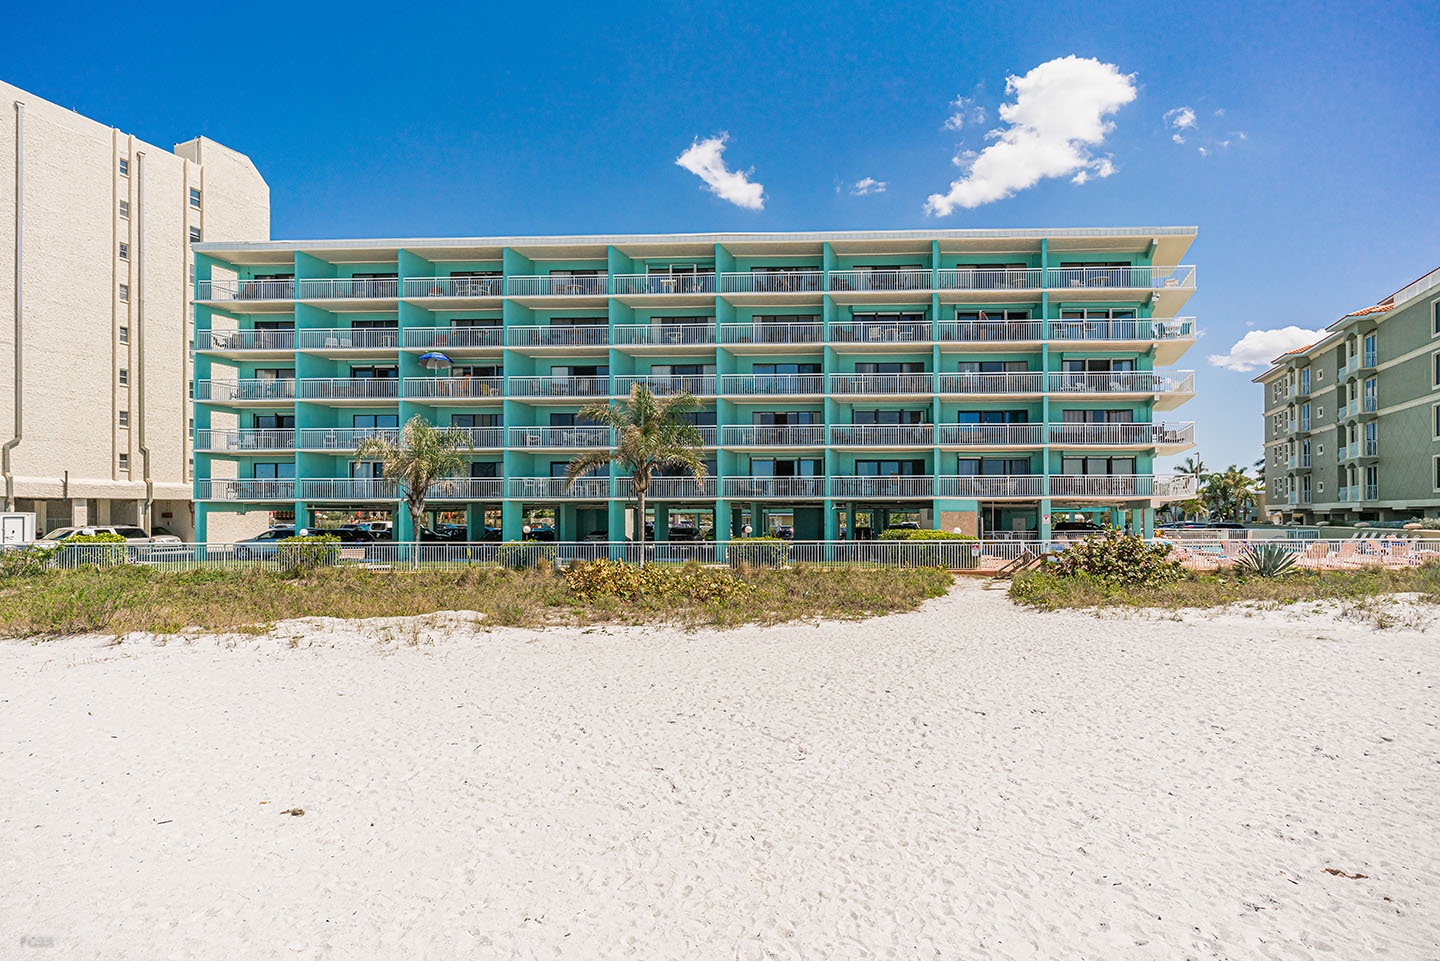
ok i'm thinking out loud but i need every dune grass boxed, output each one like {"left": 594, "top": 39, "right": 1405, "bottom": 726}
{"left": 0, "top": 564, "right": 953, "bottom": 639}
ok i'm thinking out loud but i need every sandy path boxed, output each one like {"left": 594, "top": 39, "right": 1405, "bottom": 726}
{"left": 1, "top": 583, "right": 1436, "bottom": 960}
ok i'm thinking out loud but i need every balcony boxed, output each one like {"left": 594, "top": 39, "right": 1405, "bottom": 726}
{"left": 197, "top": 278, "right": 295, "bottom": 302}
{"left": 718, "top": 322, "right": 824, "bottom": 346}
{"left": 298, "top": 278, "right": 399, "bottom": 300}
{"left": 828, "top": 321, "right": 934, "bottom": 345}
{"left": 295, "top": 378, "right": 400, "bottom": 401}
{"left": 829, "top": 373, "right": 934, "bottom": 395}
{"left": 611, "top": 324, "right": 715, "bottom": 347}
{"left": 196, "top": 379, "right": 296, "bottom": 403}
{"left": 719, "top": 374, "right": 826, "bottom": 396}
{"left": 828, "top": 425, "right": 935, "bottom": 446}
{"left": 610, "top": 273, "right": 717, "bottom": 295}
{"left": 296, "top": 327, "right": 399, "bottom": 350}
{"left": 937, "top": 319, "right": 1045, "bottom": 343}
{"left": 507, "top": 476, "right": 613, "bottom": 499}
{"left": 936, "top": 475, "right": 1044, "bottom": 498}
{"left": 721, "top": 476, "right": 826, "bottom": 498}
{"left": 401, "top": 326, "right": 504, "bottom": 350}
{"left": 1046, "top": 422, "right": 1195, "bottom": 448}
{"left": 506, "top": 376, "right": 611, "bottom": 399}
{"left": 403, "top": 376, "right": 504, "bottom": 400}
{"left": 935, "top": 372, "right": 1045, "bottom": 395}
{"left": 1049, "top": 474, "right": 1199, "bottom": 499}
{"left": 427, "top": 478, "right": 504, "bottom": 500}
{"left": 506, "top": 426, "right": 612, "bottom": 449}
{"left": 612, "top": 374, "right": 717, "bottom": 397}
{"left": 1338, "top": 442, "right": 1359, "bottom": 462}
{"left": 936, "top": 267, "right": 1042, "bottom": 291}
{"left": 403, "top": 276, "right": 503, "bottom": 298}
{"left": 195, "top": 429, "right": 295, "bottom": 453}
{"left": 1047, "top": 371, "right": 1195, "bottom": 395}
{"left": 196, "top": 478, "right": 296, "bottom": 501}
{"left": 1043, "top": 265, "right": 1195, "bottom": 290}
{"left": 506, "top": 275, "right": 608, "bottom": 297}
{"left": 719, "top": 271, "right": 824, "bottom": 295}
{"left": 827, "top": 269, "right": 933, "bottom": 293}
{"left": 300, "top": 478, "right": 399, "bottom": 501}
{"left": 722, "top": 426, "right": 827, "bottom": 447}
{"left": 829, "top": 475, "right": 935, "bottom": 498}
{"left": 200, "top": 329, "right": 295, "bottom": 352}
{"left": 644, "top": 476, "right": 718, "bottom": 498}
{"left": 295, "top": 428, "right": 401, "bottom": 451}
{"left": 1049, "top": 318, "right": 1196, "bottom": 342}
{"left": 936, "top": 424, "right": 1044, "bottom": 446}
{"left": 506, "top": 325, "right": 609, "bottom": 348}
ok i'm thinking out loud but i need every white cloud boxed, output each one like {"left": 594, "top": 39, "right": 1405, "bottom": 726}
{"left": 1164, "top": 106, "right": 1197, "bottom": 130}
{"left": 1207, "top": 326, "right": 1323, "bottom": 372}
{"left": 850, "top": 177, "right": 887, "bottom": 196}
{"left": 924, "top": 56, "right": 1136, "bottom": 214}
{"left": 675, "top": 134, "right": 765, "bottom": 211}
{"left": 1171, "top": 133, "right": 1185, "bottom": 145}
{"left": 944, "top": 95, "right": 987, "bottom": 131}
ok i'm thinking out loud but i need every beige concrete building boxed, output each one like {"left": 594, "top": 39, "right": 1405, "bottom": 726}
{"left": 1, "top": 80, "right": 269, "bottom": 538}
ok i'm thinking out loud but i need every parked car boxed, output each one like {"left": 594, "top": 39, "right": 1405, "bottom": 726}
{"left": 523, "top": 526, "right": 557, "bottom": 542}
{"left": 34, "top": 525, "right": 161, "bottom": 548}
{"left": 299, "top": 527, "right": 375, "bottom": 543}
{"left": 1052, "top": 520, "right": 1105, "bottom": 535}
{"left": 233, "top": 526, "right": 296, "bottom": 559}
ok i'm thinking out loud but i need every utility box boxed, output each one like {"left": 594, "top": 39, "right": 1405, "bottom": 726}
{"left": 0, "top": 513, "right": 38, "bottom": 545}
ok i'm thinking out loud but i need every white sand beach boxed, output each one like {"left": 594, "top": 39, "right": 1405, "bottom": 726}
{"left": 2, "top": 582, "right": 1437, "bottom": 960}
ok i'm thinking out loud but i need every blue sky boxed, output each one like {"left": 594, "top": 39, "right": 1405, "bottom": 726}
{"left": 5, "top": 0, "right": 1438, "bottom": 471}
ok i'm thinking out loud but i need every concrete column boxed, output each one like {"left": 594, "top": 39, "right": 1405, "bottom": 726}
{"left": 1142, "top": 508, "right": 1155, "bottom": 538}
{"left": 465, "top": 503, "right": 484, "bottom": 540}
{"left": 654, "top": 503, "right": 669, "bottom": 541}
{"left": 193, "top": 504, "right": 208, "bottom": 543}
{"left": 136, "top": 499, "right": 149, "bottom": 531}
{"left": 501, "top": 500, "right": 523, "bottom": 541}
{"left": 1038, "top": 498, "right": 1052, "bottom": 540}
{"left": 70, "top": 499, "right": 88, "bottom": 527}
{"left": 292, "top": 502, "right": 311, "bottom": 533}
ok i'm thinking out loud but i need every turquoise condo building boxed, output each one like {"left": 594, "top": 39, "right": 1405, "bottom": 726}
{"left": 191, "top": 228, "right": 1199, "bottom": 542}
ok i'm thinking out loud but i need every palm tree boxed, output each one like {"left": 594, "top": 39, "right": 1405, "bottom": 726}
{"left": 1177, "top": 454, "right": 1208, "bottom": 520}
{"left": 1201, "top": 464, "right": 1259, "bottom": 521}
{"left": 565, "top": 384, "right": 708, "bottom": 553}
{"left": 355, "top": 415, "right": 472, "bottom": 560}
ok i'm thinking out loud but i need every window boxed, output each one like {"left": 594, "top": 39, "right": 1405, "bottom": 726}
{"left": 118, "top": 453, "right": 129, "bottom": 470}
{"left": 1434, "top": 404, "right": 1440, "bottom": 438}
{"left": 118, "top": 410, "right": 129, "bottom": 427}
{"left": 118, "top": 242, "right": 129, "bottom": 261}
{"left": 958, "top": 457, "right": 1031, "bottom": 475}
{"left": 189, "top": 188, "right": 201, "bottom": 209}
{"left": 118, "top": 200, "right": 129, "bottom": 219}
{"left": 1434, "top": 455, "right": 1440, "bottom": 492}
{"left": 118, "top": 368, "right": 129, "bottom": 386}
{"left": 118, "top": 157, "right": 129, "bottom": 176}
{"left": 189, "top": 226, "right": 202, "bottom": 243}
{"left": 1434, "top": 301, "right": 1440, "bottom": 337}
{"left": 856, "top": 459, "right": 927, "bottom": 476}
{"left": 118, "top": 284, "right": 129, "bottom": 303}
{"left": 118, "top": 326, "right": 128, "bottom": 344}
{"left": 1434, "top": 352, "right": 1440, "bottom": 388}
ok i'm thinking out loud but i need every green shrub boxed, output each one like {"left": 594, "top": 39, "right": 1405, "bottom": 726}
{"left": 0, "top": 545, "right": 59, "bottom": 578}
{"left": 877, "top": 528, "right": 976, "bottom": 540}
{"left": 58, "top": 532, "right": 129, "bottom": 568}
{"left": 276, "top": 535, "right": 340, "bottom": 575}
{"left": 1234, "top": 543, "right": 1299, "bottom": 578}
{"left": 1050, "top": 529, "right": 1183, "bottom": 588}
{"left": 876, "top": 528, "right": 979, "bottom": 568}
{"left": 565, "top": 559, "right": 749, "bottom": 603}
{"left": 727, "top": 537, "right": 789, "bottom": 570}
{"left": 498, "top": 541, "right": 558, "bottom": 570}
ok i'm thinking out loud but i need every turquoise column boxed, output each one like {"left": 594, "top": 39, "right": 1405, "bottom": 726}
{"left": 501, "top": 500, "right": 523, "bottom": 540}
{"left": 1142, "top": 508, "right": 1156, "bottom": 538}
{"left": 1038, "top": 499, "right": 1052, "bottom": 540}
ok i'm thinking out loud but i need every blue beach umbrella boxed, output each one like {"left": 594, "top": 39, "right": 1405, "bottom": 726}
{"left": 419, "top": 352, "right": 452, "bottom": 371}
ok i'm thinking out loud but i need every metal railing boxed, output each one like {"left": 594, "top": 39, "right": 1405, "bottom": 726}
{"left": 936, "top": 424, "right": 1044, "bottom": 446}
{"left": 297, "top": 327, "right": 399, "bottom": 350}
{"left": 427, "top": 478, "right": 504, "bottom": 499}
{"left": 301, "top": 478, "right": 400, "bottom": 500}
{"left": 196, "top": 379, "right": 296, "bottom": 402}
{"left": 828, "top": 320, "right": 934, "bottom": 343}
{"left": 937, "top": 320, "right": 1045, "bottom": 343}
{"left": 935, "top": 372, "right": 1045, "bottom": 394}
{"left": 721, "top": 425, "right": 827, "bottom": 446}
{"left": 506, "top": 325, "right": 610, "bottom": 347}
{"left": 828, "top": 373, "right": 934, "bottom": 394}
{"left": 611, "top": 324, "right": 716, "bottom": 346}
{"left": 295, "top": 428, "right": 401, "bottom": 450}
{"left": 935, "top": 267, "right": 1043, "bottom": 290}
{"left": 1046, "top": 422, "right": 1195, "bottom": 446}
{"left": 719, "top": 374, "right": 826, "bottom": 395}
{"left": 1049, "top": 318, "right": 1196, "bottom": 341}
{"left": 719, "top": 271, "right": 825, "bottom": 294}
{"left": 196, "top": 478, "right": 296, "bottom": 501}
{"left": 829, "top": 475, "right": 935, "bottom": 498}
{"left": 298, "top": 278, "right": 399, "bottom": 300}
{"left": 401, "top": 326, "right": 505, "bottom": 349}
{"left": 195, "top": 428, "right": 295, "bottom": 452}
{"left": 1044, "top": 265, "right": 1195, "bottom": 289}
{"left": 507, "top": 477, "right": 613, "bottom": 498}
{"left": 295, "top": 378, "right": 400, "bottom": 401}
{"left": 506, "top": 275, "right": 608, "bottom": 296}
{"left": 1047, "top": 371, "right": 1195, "bottom": 394}
{"left": 201, "top": 329, "right": 295, "bottom": 351}
{"left": 403, "top": 376, "right": 505, "bottom": 399}
{"left": 197, "top": 278, "right": 295, "bottom": 301}
{"left": 826, "top": 269, "right": 933, "bottom": 292}
{"left": 643, "top": 476, "right": 718, "bottom": 498}
{"left": 828, "top": 425, "right": 934, "bottom": 446}
{"left": 718, "top": 322, "right": 825, "bottom": 345}
{"left": 505, "top": 376, "right": 612, "bottom": 398}
{"left": 936, "top": 475, "right": 1044, "bottom": 498}
{"left": 506, "top": 426, "right": 612, "bottom": 448}
{"left": 721, "top": 476, "right": 827, "bottom": 498}
{"left": 403, "top": 276, "right": 503, "bottom": 297}
{"left": 610, "top": 273, "right": 717, "bottom": 295}
{"left": 612, "top": 374, "right": 717, "bottom": 396}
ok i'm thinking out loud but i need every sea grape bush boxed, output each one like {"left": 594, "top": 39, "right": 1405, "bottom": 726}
{"left": 1051, "top": 529, "right": 1183, "bottom": 587}
{"left": 565, "top": 559, "right": 750, "bottom": 603}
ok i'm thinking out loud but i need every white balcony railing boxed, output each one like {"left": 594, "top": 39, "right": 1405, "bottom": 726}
{"left": 829, "top": 475, "right": 935, "bottom": 498}
{"left": 611, "top": 324, "right": 716, "bottom": 347}
{"left": 200, "top": 329, "right": 295, "bottom": 351}
{"left": 935, "top": 372, "right": 1045, "bottom": 394}
{"left": 295, "top": 378, "right": 400, "bottom": 401}
{"left": 506, "top": 427, "right": 612, "bottom": 449}
{"left": 1049, "top": 318, "right": 1197, "bottom": 342}
{"left": 936, "top": 424, "right": 1044, "bottom": 446}
{"left": 505, "top": 376, "right": 612, "bottom": 398}
{"left": 936, "top": 475, "right": 1044, "bottom": 498}
{"left": 826, "top": 269, "right": 933, "bottom": 293}
{"left": 1046, "top": 422, "right": 1196, "bottom": 447}
{"left": 506, "top": 275, "right": 608, "bottom": 297}
{"left": 506, "top": 477, "right": 613, "bottom": 499}
{"left": 1047, "top": 371, "right": 1195, "bottom": 394}
{"left": 1153, "top": 474, "right": 1201, "bottom": 500}
{"left": 197, "top": 278, "right": 295, "bottom": 302}
{"left": 612, "top": 375, "right": 717, "bottom": 396}
{"left": 300, "top": 478, "right": 400, "bottom": 500}
{"left": 719, "top": 374, "right": 826, "bottom": 396}
{"left": 828, "top": 425, "right": 935, "bottom": 446}
{"left": 828, "top": 373, "right": 934, "bottom": 394}
{"left": 719, "top": 271, "right": 825, "bottom": 294}
{"left": 721, "top": 426, "right": 827, "bottom": 446}
{"left": 936, "top": 267, "right": 1042, "bottom": 291}
{"left": 1044, "top": 265, "right": 1196, "bottom": 290}
{"left": 937, "top": 320, "right": 1045, "bottom": 343}
{"left": 718, "top": 322, "right": 825, "bottom": 345}
{"left": 643, "top": 476, "right": 718, "bottom": 498}
{"left": 196, "top": 478, "right": 296, "bottom": 501}
{"left": 427, "top": 478, "right": 504, "bottom": 499}
{"left": 1049, "top": 474, "right": 1198, "bottom": 498}
{"left": 506, "top": 325, "right": 610, "bottom": 348}
{"left": 402, "top": 377, "right": 504, "bottom": 399}
{"left": 296, "top": 327, "right": 399, "bottom": 350}
{"left": 828, "top": 321, "right": 934, "bottom": 344}
{"left": 195, "top": 429, "right": 295, "bottom": 452}
{"left": 610, "top": 273, "right": 717, "bottom": 295}
{"left": 721, "top": 476, "right": 826, "bottom": 498}
{"left": 295, "top": 428, "right": 400, "bottom": 450}
{"left": 402, "top": 326, "right": 505, "bottom": 350}
{"left": 298, "top": 278, "right": 399, "bottom": 300}
{"left": 196, "top": 379, "right": 296, "bottom": 403}
{"left": 403, "top": 276, "right": 503, "bottom": 298}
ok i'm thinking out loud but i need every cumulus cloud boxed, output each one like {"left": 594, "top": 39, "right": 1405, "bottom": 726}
{"left": 850, "top": 177, "right": 887, "bottom": 196}
{"left": 944, "top": 95, "right": 987, "bottom": 131}
{"left": 1165, "top": 106, "right": 1197, "bottom": 130}
{"left": 1207, "top": 326, "right": 1323, "bottom": 372}
{"left": 924, "top": 56, "right": 1136, "bottom": 214}
{"left": 675, "top": 134, "right": 765, "bottom": 210}
{"left": 1166, "top": 106, "right": 1246, "bottom": 155}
